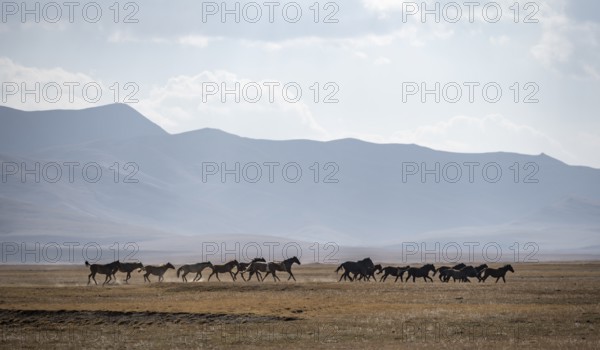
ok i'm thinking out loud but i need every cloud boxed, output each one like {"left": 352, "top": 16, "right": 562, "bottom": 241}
{"left": 346, "top": 114, "right": 577, "bottom": 164}
{"left": 530, "top": 2, "right": 600, "bottom": 79}
{"left": 136, "top": 70, "right": 330, "bottom": 140}
{"left": 490, "top": 35, "right": 510, "bottom": 46}
{"left": 374, "top": 57, "right": 392, "bottom": 65}
{"left": 0, "top": 57, "right": 110, "bottom": 110}
{"left": 178, "top": 35, "right": 221, "bottom": 48}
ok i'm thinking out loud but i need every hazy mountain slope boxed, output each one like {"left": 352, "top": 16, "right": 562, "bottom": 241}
{"left": 1, "top": 104, "right": 599, "bottom": 253}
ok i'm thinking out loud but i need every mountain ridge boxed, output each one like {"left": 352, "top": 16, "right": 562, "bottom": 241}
{"left": 1, "top": 104, "right": 599, "bottom": 255}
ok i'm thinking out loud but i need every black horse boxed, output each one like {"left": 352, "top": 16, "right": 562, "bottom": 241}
{"left": 357, "top": 264, "right": 382, "bottom": 282}
{"left": 444, "top": 268, "right": 470, "bottom": 282}
{"left": 405, "top": 264, "right": 436, "bottom": 283}
{"left": 378, "top": 266, "right": 410, "bottom": 282}
{"left": 481, "top": 264, "right": 514, "bottom": 283}
{"left": 334, "top": 258, "right": 374, "bottom": 282}
{"left": 434, "top": 263, "right": 466, "bottom": 281}
{"left": 459, "top": 264, "right": 488, "bottom": 282}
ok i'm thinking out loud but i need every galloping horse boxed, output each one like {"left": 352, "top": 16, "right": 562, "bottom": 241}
{"left": 434, "top": 263, "right": 466, "bottom": 281}
{"left": 263, "top": 256, "right": 301, "bottom": 282}
{"left": 335, "top": 258, "right": 374, "bottom": 282}
{"left": 177, "top": 262, "right": 213, "bottom": 282}
{"left": 481, "top": 264, "right": 514, "bottom": 283}
{"left": 236, "top": 258, "right": 266, "bottom": 281}
{"left": 359, "top": 264, "right": 382, "bottom": 282}
{"left": 243, "top": 261, "right": 268, "bottom": 282}
{"left": 115, "top": 262, "right": 143, "bottom": 284}
{"left": 142, "top": 263, "right": 175, "bottom": 283}
{"left": 86, "top": 260, "right": 120, "bottom": 286}
{"left": 444, "top": 268, "right": 470, "bottom": 282}
{"left": 207, "top": 260, "right": 239, "bottom": 282}
{"left": 405, "top": 264, "right": 436, "bottom": 283}
{"left": 378, "top": 265, "right": 410, "bottom": 282}
{"left": 459, "top": 264, "right": 488, "bottom": 282}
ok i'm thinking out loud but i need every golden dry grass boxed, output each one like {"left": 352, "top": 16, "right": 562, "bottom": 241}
{"left": 0, "top": 262, "right": 599, "bottom": 349}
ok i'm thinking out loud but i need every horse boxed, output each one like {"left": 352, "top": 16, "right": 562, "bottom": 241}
{"left": 176, "top": 262, "right": 213, "bottom": 282}
{"left": 142, "top": 263, "right": 175, "bottom": 283}
{"left": 475, "top": 264, "right": 488, "bottom": 281}
{"left": 444, "top": 268, "right": 470, "bottom": 283}
{"left": 263, "top": 256, "right": 301, "bottom": 282}
{"left": 481, "top": 264, "right": 514, "bottom": 283}
{"left": 434, "top": 263, "right": 466, "bottom": 281}
{"left": 236, "top": 258, "right": 266, "bottom": 281}
{"left": 334, "top": 258, "right": 374, "bottom": 282}
{"left": 405, "top": 264, "right": 436, "bottom": 283}
{"left": 458, "top": 264, "right": 488, "bottom": 282}
{"left": 359, "top": 264, "right": 382, "bottom": 282}
{"left": 207, "top": 260, "right": 239, "bottom": 282}
{"left": 115, "top": 262, "right": 143, "bottom": 283}
{"left": 378, "top": 266, "right": 410, "bottom": 282}
{"left": 85, "top": 260, "right": 120, "bottom": 286}
{"left": 243, "top": 261, "right": 268, "bottom": 282}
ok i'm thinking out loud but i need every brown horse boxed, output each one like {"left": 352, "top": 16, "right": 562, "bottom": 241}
{"left": 114, "top": 262, "right": 143, "bottom": 283}
{"left": 176, "top": 262, "right": 213, "bottom": 282}
{"left": 242, "top": 261, "right": 268, "bottom": 282}
{"left": 236, "top": 258, "right": 266, "bottom": 281}
{"left": 263, "top": 257, "right": 301, "bottom": 282}
{"left": 86, "top": 260, "right": 120, "bottom": 286}
{"left": 207, "top": 260, "right": 239, "bottom": 282}
{"left": 142, "top": 263, "right": 175, "bottom": 283}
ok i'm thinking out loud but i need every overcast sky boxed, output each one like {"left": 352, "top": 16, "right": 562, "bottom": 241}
{"left": 1, "top": 0, "right": 599, "bottom": 168}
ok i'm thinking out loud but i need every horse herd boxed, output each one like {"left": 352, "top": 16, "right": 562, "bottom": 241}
{"left": 84, "top": 258, "right": 515, "bottom": 286}
{"left": 335, "top": 258, "right": 515, "bottom": 284}
{"left": 84, "top": 257, "right": 300, "bottom": 286}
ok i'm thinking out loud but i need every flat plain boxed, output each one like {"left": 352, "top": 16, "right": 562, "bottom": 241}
{"left": 0, "top": 262, "right": 599, "bottom": 349}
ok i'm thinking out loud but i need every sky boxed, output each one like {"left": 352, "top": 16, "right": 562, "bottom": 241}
{"left": 1, "top": 0, "right": 599, "bottom": 168}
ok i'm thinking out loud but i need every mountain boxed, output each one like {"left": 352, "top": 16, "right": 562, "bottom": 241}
{"left": 1, "top": 104, "right": 599, "bottom": 261}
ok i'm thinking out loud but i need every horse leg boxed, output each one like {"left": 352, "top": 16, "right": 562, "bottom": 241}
{"left": 88, "top": 272, "right": 95, "bottom": 285}
{"left": 288, "top": 272, "right": 296, "bottom": 281}
{"left": 495, "top": 277, "right": 500, "bottom": 283}
{"left": 125, "top": 272, "right": 131, "bottom": 283}
{"left": 502, "top": 276, "right": 506, "bottom": 283}
{"left": 229, "top": 271, "right": 236, "bottom": 281}
{"left": 272, "top": 272, "right": 279, "bottom": 282}
{"left": 103, "top": 274, "right": 110, "bottom": 286}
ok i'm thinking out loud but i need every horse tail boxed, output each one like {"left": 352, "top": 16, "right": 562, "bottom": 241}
{"left": 177, "top": 266, "right": 183, "bottom": 278}
{"left": 335, "top": 264, "right": 344, "bottom": 274}
{"left": 85, "top": 261, "right": 90, "bottom": 267}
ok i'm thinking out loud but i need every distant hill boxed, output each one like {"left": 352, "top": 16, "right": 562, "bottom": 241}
{"left": 1, "top": 104, "right": 599, "bottom": 260}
